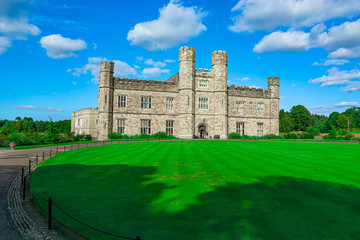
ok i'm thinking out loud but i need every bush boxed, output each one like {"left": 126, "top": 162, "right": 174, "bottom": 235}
{"left": 228, "top": 132, "right": 241, "bottom": 139}
{"left": 337, "top": 129, "right": 349, "bottom": 136}
{"left": 300, "top": 133, "right": 314, "bottom": 139}
{"left": 140, "top": 133, "right": 149, "bottom": 139}
{"left": 6, "top": 132, "right": 23, "bottom": 145}
{"left": 265, "top": 134, "right": 283, "bottom": 139}
{"left": 85, "top": 135, "right": 92, "bottom": 141}
{"left": 121, "top": 134, "right": 130, "bottom": 139}
{"left": 344, "top": 133, "right": 354, "bottom": 140}
{"left": 306, "top": 127, "right": 320, "bottom": 136}
{"left": 284, "top": 133, "right": 298, "bottom": 139}
{"left": 152, "top": 131, "right": 167, "bottom": 139}
{"left": 335, "top": 136, "right": 345, "bottom": 140}
{"left": 108, "top": 132, "right": 122, "bottom": 139}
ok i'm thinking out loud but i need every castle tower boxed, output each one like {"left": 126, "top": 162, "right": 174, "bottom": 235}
{"left": 268, "top": 77, "right": 280, "bottom": 135}
{"left": 212, "top": 50, "right": 228, "bottom": 139}
{"left": 98, "top": 61, "right": 114, "bottom": 140}
{"left": 178, "top": 46, "right": 196, "bottom": 138}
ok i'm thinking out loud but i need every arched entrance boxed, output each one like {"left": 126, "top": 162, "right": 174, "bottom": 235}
{"left": 198, "top": 125, "right": 206, "bottom": 139}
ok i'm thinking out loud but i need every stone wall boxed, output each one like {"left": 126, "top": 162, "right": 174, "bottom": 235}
{"left": 71, "top": 108, "right": 99, "bottom": 138}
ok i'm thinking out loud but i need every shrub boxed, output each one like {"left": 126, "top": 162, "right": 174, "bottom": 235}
{"left": 335, "top": 136, "right": 345, "bottom": 140}
{"left": 108, "top": 132, "right": 122, "bottom": 139}
{"left": 121, "top": 134, "right": 130, "bottom": 139}
{"left": 228, "top": 132, "right": 241, "bottom": 139}
{"left": 168, "top": 134, "right": 175, "bottom": 139}
{"left": 337, "top": 129, "right": 349, "bottom": 136}
{"left": 6, "top": 132, "right": 23, "bottom": 144}
{"left": 344, "top": 133, "right": 354, "bottom": 140}
{"left": 284, "top": 133, "right": 298, "bottom": 139}
{"left": 306, "top": 127, "right": 320, "bottom": 136}
{"left": 300, "top": 133, "right": 314, "bottom": 139}
{"left": 85, "top": 135, "right": 92, "bottom": 141}
{"left": 152, "top": 131, "right": 167, "bottom": 139}
{"left": 140, "top": 133, "right": 149, "bottom": 139}
{"left": 265, "top": 134, "right": 283, "bottom": 139}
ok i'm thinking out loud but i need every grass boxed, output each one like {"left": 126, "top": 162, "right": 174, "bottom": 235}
{"left": 30, "top": 141, "right": 360, "bottom": 240}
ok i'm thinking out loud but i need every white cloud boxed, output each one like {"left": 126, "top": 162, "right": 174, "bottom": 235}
{"left": 341, "top": 81, "right": 360, "bottom": 92}
{"left": 0, "top": 16, "right": 40, "bottom": 39}
{"left": 145, "top": 58, "right": 166, "bottom": 68}
{"left": 313, "top": 59, "right": 350, "bottom": 66}
{"left": 70, "top": 57, "right": 137, "bottom": 84}
{"left": 142, "top": 67, "right": 170, "bottom": 77}
{"left": 254, "top": 30, "right": 310, "bottom": 53}
{"left": 40, "top": 34, "right": 87, "bottom": 59}
{"left": 240, "top": 77, "right": 250, "bottom": 81}
{"left": 328, "top": 47, "right": 360, "bottom": 59}
{"left": 0, "top": 36, "right": 11, "bottom": 54}
{"left": 308, "top": 101, "right": 359, "bottom": 114}
{"left": 92, "top": 42, "right": 97, "bottom": 49}
{"left": 127, "top": 1, "right": 206, "bottom": 51}
{"left": 229, "top": 0, "right": 360, "bottom": 32}
{"left": 136, "top": 56, "right": 143, "bottom": 62}
{"left": 164, "top": 59, "right": 175, "bottom": 63}
{"left": 309, "top": 67, "right": 360, "bottom": 91}
{"left": 13, "top": 105, "right": 64, "bottom": 111}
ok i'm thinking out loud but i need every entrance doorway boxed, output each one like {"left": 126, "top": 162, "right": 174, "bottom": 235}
{"left": 199, "top": 125, "right": 206, "bottom": 139}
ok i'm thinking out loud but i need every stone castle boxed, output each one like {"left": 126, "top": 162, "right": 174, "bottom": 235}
{"left": 71, "top": 46, "right": 279, "bottom": 140}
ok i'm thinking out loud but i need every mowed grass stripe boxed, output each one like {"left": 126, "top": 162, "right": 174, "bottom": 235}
{"left": 31, "top": 141, "right": 360, "bottom": 240}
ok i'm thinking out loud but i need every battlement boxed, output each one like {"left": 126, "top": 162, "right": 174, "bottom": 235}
{"left": 212, "top": 50, "right": 228, "bottom": 66}
{"left": 228, "top": 85, "right": 270, "bottom": 98}
{"left": 114, "top": 77, "right": 178, "bottom": 92}
{"left": 100, "top": 61, "right": 114, "bottom": 73}
{"left": 268, "top": 76, "right": 279, "bottom": 86}
{"left": 179, "top": 46, "right": 195, "bottom": 62}
{"left": 195, "top": 68, "right": 214, "bottom": 77}
{"left": 73, "top": 107, "right": 98, "bottom": 115}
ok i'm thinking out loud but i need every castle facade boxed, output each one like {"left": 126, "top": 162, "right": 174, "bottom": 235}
{"left": 71, "top": 47, "right": 279, "bottom": 140}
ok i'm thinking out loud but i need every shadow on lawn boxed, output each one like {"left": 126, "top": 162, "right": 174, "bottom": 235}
{"left": 31, "top": 164, "right": 360, "bottom": 240}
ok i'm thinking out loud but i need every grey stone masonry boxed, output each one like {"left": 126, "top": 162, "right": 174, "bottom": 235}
{"left": 72, "top": 47, "right": 279, "bottom": 140}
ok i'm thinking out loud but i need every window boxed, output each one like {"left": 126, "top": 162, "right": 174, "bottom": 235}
{"left": 118, "top": 96, "right": 127, "bottom": 108}
{"left": 85, "top": 119, "right": 88, "bottom": 126}
{"left": 140, "top": 119, "right": 151, "bottom": 134}
{"left": 236, "top": 101, "right": 245, "bottom": 113}
{"left": 188, "top": 97, "right": 190, "bottom": 106}
{"left": 257, "top": 103, "right": 264, "bottom": 114}
{"left": 257, "top": 123, "right": 263, "bottom": 136}
{"left": 141, "top": 96, "right": 152, "bottom": 109}
{"left": 117, "top": 119, "right": 125, "bottom": 134}
{"left": 105, "top": 95, "right": 108, "bottom": 104}
{"left": 198, "top": 97, "right": 209, "bottom": 110}
{"left": 76, "top": 118, "right": 80, "bottom": 127}
{"left": 199, "top": 80, "right": 208, "bottom": 88}
{"left": 250, "top": 102, "right": 253, "bottom": 113}
{"left": 166, "top": 97, "right": 174, "bottom": 110}
{"left": 166, "top": 120, "right": 174, "bottom": 135}
{"left": 80, "top": 119, "right": 83, "bottom": 127}
{"left": 96, "top": 119, "right": 98, "bottom": 126}
{"left": 236, "top": 122, "right": 245, "bottom": 135}
{"left": 104, "top": 122, "right": 106, "bottom": 130}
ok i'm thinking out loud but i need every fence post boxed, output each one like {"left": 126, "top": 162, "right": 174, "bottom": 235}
{"left": 22, "top": 176, "right": 26, "bottom": 200}
{"left": 50, "top": 149, "right": 52, "bottom": 158}
{"left": 78, "top": 143, "right": 80, "bottom": 149}
{"left": 36, "top": 155, "right": 38, "bottom": 166}
{"left": 29, "top": 159, "right": 31, "bottom": 174}
{"left": 21, "top": 167, "right": 24, "bottom": 186}
{"left": 43, "top": 152, "right": 45, "bottom": 162}
{"left": 48, "top": 197, "right": 52, "bottom": 230}
{"left": 86, "top": 143, "right": 88, "bottom": 148}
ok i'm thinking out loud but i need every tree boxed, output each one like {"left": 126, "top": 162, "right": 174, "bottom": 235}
{"left": 335, "top": 114, "right": 348, "bottom": 129}
{"left": 289, "top": 105, "right": 311, "bottom": 131}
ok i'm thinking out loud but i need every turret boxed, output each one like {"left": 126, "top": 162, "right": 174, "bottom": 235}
{"left": 268, "top": 76, "right": 280, "bottom": 135}
{"left": 268, "top": 76, "right": 279, "bottom": 99}
{"left": 98, "top": 61, "right": 115, "bottom": 140}
{"left": 178, "top": 46, "right": 196, "bottom": 138}
{"left": 212, "top": 50, "right": 228, "bottom": 139}
{"left": 212, "top": 50, "right": 228, "bottom": 91}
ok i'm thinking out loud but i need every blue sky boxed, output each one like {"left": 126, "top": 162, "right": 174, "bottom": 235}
{"left": 1, "top": 0, "right": 360, "bottom": 121}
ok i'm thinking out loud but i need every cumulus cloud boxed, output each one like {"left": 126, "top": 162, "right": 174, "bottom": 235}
{"left": 70, "top": 57, "right": 137, "bottom": 84}
{"left": 308, "top": 101, "right": 359, "bottom": 114}
{"left": 313, "top": 59, "right": 350, "bottom": 66}
{"left": 229, "top": 0, "right": 360, "bottom": 32}
{"left": 145, "top": 58, "right": 166, "bottom": 68}
{"left": 40, "top": 34, "right": 87, "bottom": 59}
{"left": 328, "top": 47, "right": 360, "bottom": 59}
{"left": 0, "top": 16, "right": 40, "bottom": 39}
{"left": 127, "top": 1, "right": 206, "bottom": 51}
{"left": 254, "top": 30, "right": 310, "bottom": 53}
{"left": 309, "top": 67, "right": 360, "bottom": 92}
{"left": 0, "top": 36, "right": 11, "bottom": 54}
{"left": 142, "top": 67, "right": 170, "bottom": 77}
{"left": 164, "top": 59, "right": 176, "bottom": 63}
{"left": 13, "top": 105, "right": 64, "bottom": 111}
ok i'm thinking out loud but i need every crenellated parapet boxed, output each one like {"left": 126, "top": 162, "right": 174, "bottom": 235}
{"left": 212, "top": 50, "right": 228, "bottom": 66}
{"left": 179, "top": 46, "right": 195, "bottom": 62}
{"left": 73, "top": 108, "right": 98, "bottom": 116}
{"left": 114, "top": 78, "right": 178, "bottom": 92}
{"left": 195, "top": 68, "right": 214, "bottom": 78}
{"left": 100, "top": 61, "right": 114, "bottom": 73}
{"left": 268, "top": 76, "right": 279, "bottom": 86}
{"left": 228, "top": 85, "right": 270, "bottom": 98}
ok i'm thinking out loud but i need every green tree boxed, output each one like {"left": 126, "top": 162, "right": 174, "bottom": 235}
{"left": 335, "top": 114, "right": 348, "bottom": 130}
{"left": 289, "top": 105, "right": 312, "bottom": 131}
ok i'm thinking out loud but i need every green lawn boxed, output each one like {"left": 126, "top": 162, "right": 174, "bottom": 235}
{"left": 30, "top": 141, "right": 360, "bottom": 240}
